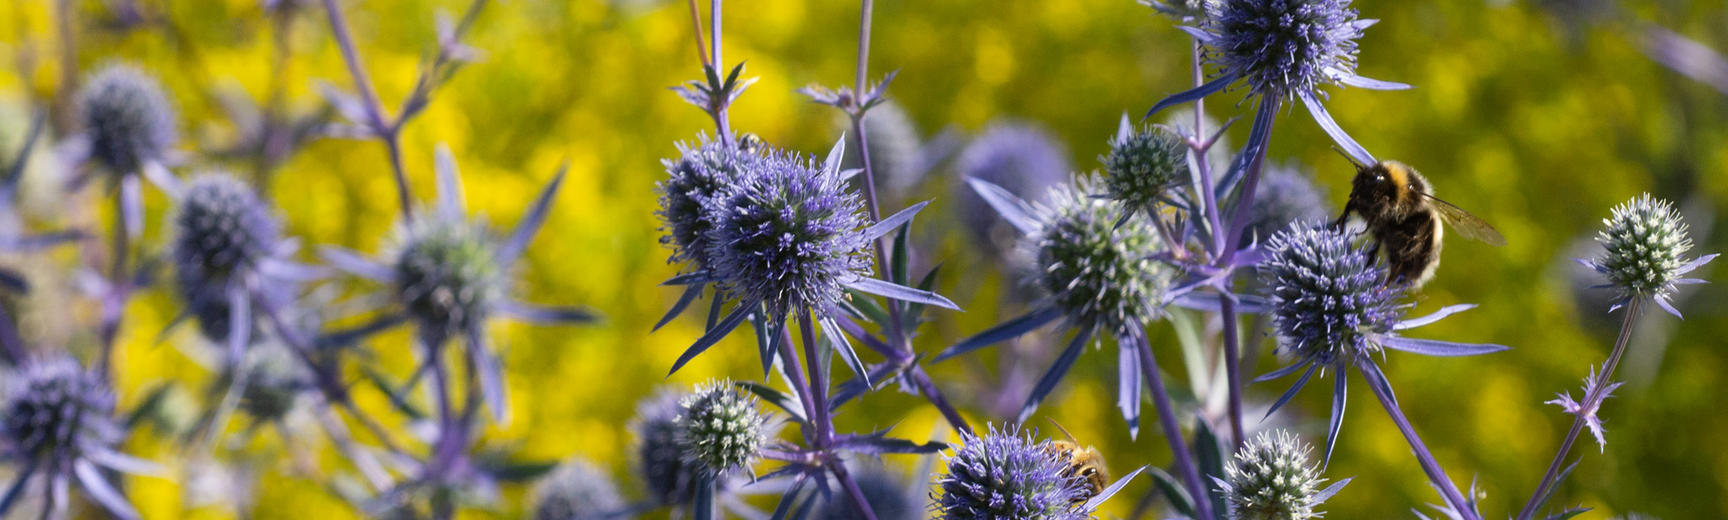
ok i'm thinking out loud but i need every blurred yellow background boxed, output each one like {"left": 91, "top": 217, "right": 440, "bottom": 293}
{"left": 1, "top": 0, "right": 1725, "bottom": 518}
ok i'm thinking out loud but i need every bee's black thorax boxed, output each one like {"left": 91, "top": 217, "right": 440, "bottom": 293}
{"left": 1339, "top": 160, "right": 1445, "bottom": 288}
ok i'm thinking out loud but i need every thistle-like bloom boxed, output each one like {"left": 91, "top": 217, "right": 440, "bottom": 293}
{"left": 531, "top": 458, "right": 626, "bottom": 520}
{"left": 1101, "top": 115, "right": 1189, "bottom": 220}
{"left": 1581, "top": 193, "right": 1715, "bottom": 317}
{"left": 667, "top": 139, "right": 955, "bottom": 377}
{"left": 171, "top": 174, "right": 302, "bottom": 361}
{"left": 818, "top": 465, "right": 921, "bottom": 520}
{"left": 77, "top": 64, "right": 177, "bottom": 176}
{"left": 1546, "top": 366, "right": 1623, "bottom": 453}
{"left": 321, "top": 146, "right": 594, "bottom": 422}
{"left": 632, "top": 389, "right": 697, "bottom": 506}
{"left": 1, "top": 357, "right": 157, "bottom": 520}
{"left": 674, "top": 380, "right": 767, "bottom": 477}
{"left": 1255, "top": 223, "right": 1508, "bottom": 462}
{"left": 1213, "top": 430, "right": 1349, "bottom": 520}
{"left": 656, "top": 133, "right": 764, "bottom": 269}
{"left": 953, "top": 122, "right": 1069, "bottom": 255}
{"left": 236, "top": 343, "right": 308, "bottom": 422}
{"left": 939, "top": 174, "right": 1172, "bottom": 430}
{"left": 934, "top": 425, "right": 1092, "bottom": 520}
{"left": 1146, "top": 0, "right": 1408, "bottom": 167}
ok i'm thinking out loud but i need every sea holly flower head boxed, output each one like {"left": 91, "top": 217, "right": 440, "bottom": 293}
{"left": 531, "top": 458, "right": 626, "bottom": 520}
{"left": 1255, "top": 222, "right": 1509, "bottom": 463}
{"left": 1034, "top": 174, "right": 1173, "bottom": 336}
{"left": 934, "top": 425, "right": 1092, "bottom": 520}
{"left": 1205, "top": 0, "right": 1371, "bottom": 102}
{"left": 1260, "top": 222, "right": 1404, "bottom": 367}
{"left": 1584, "top": 193, "right": 1715, "bottom": 317}
{"left": 77, "top": 63, "right": 177, "bottom": 175}
{"left": 656, "top": 133, "right": 764, "bottom": 269}
{"left": 237, "top": 343, "right": 309, "bottom": 422}
{"left": 320, "top": 146, "right": 592, "bottom": 422}
{"left": 674, "top": 379, "right": 767, "bottom": 477}
{"left": 1, "top": 357, "right": 157, "bottom": 520}
{"left": 171, "top": 174, "right": 293, "bottom": 347}
{"left": 704, "top": 141, "right": 873, "bottom": 316}
{"left": 632, "top": 389, "right": 697, "bottom": 505}
{"left": 1101, "top": 115, "right": 1189, "bottom": 219}
{"left": 1214, "top": 429, "right": 1349, "bottom": 520}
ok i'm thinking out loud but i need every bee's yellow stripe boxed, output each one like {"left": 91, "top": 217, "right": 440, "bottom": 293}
{"left": 1385, "top": 161, "right": 1411, "bottom": 205}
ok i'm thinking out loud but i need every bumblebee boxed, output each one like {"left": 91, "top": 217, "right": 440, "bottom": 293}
{"left": 1044, "top": 420, "right": 1109, "bottom": 504}
{"left": 1332, "top": 155, "right": 1505, "bottom": 288}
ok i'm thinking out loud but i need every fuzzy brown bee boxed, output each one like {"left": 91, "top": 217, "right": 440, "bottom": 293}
{"left": 1332, "top": 157, "right": 1505, "bottom": 288}
{"left": 1044, "top": 420, "right": 1109, "bottom": 504}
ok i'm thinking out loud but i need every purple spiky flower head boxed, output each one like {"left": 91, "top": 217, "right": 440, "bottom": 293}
{"left": 2, "top": 357, "right": 154, "bottom": 519}
{"left": 531, "top": 458, "right": 626, "bottom": 520}
{"left": 954, "top": 123, "right": 1069, "bottom": 254}
{"left": 1032, "top": 174, "right": 1173, "bottom": 336}
{"left": 704, "top": 145, "right": 872, "bottom": 315}
{"left": 78, "top": 63, "right": 177, "bottom": 175}
{"left": 392, "top": 212, "right": 505, "bottom": 342}
{"left": 1206, "top": 0, "right": 1371, "bottom": 102}
{"left": 632, "top": 388, "right": 697, "bottom": 506}
{"left": 1259, "top": 222, "right": 1404, "bottom": 367}
{"left": 1583, "top": 193, "right": 1715, "bottom": 317}
{"left": 656, "top": 133, "right": 764, "bottom": 269}
{"left": 934, "top": 424, "right": 1092, "bottom": 520}
{"left": 172, "top": 174, "right": 285, "bottom": 343}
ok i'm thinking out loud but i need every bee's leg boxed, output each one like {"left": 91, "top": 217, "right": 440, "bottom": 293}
{"left": 1365, "top": 239, "right": 1382, "bottom": 265}
{"left": 1331, "top": 204, "right": 1353, "bottom": 229}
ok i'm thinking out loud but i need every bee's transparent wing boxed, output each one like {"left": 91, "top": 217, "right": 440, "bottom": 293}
{"left": 1423, "top": 194, "right": 1506, "bottom": 246}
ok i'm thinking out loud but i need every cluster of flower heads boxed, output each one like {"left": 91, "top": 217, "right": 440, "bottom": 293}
{"left": 1583, "top": 193, "right": 1715, "bottom": 316}
{"left": 934, "top": 425, "right": 1094, "bottom": 520}
{"left": 655, "top": 133, "right": 766, "bottom": 270}
{"left": 1214, "top": 430, "right": 1348, "bottom": 520}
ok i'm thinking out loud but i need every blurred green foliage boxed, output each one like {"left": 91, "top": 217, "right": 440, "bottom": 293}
{"left": 0, "top": 0, "right": 1724, "bottom": 518}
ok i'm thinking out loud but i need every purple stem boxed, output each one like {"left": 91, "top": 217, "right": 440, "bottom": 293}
{"left": 710, "top": 0, "right": 731, "bottom": 144}
{"left": 831, "top": 458, "right": 881, "bottom": 520}
{"left": 97, "top": 193, "right": 130, "bottom": 383}
{"left": 1135, "top": 332, "right": 1214, "bottom": 520}
{"left": 1515, "top": 298, "right": 1644, "bottom": 520}
{"left": 320, "top": 0, "right": 415, "bottom": 222}
{"left": 910, "top": 365, "right": 973, "bottom": 435}
{"left": 798, "top": 309, "right": 878, "bottom": 520}
{"left": 1362, "top": 361, "right": 1476, "bottom": 519}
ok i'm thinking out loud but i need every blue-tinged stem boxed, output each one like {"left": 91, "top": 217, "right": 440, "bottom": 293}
{"left": 320, "top": 0, "right": 415, "bottom": 223}
{"left": 777, "top": 326, "right": 820, "bottom": 447}
{"left": 1363, "top": 361, "right": 1475, "bottom": 520}
{"left": 1210, "top": 97, "right": 1279, "bottom": 450}
{"left": 909, "top": 365, "right": 973, "bottom": 435}
{"left": 1135, "top": 332, "right": 1214, "bottom": 520}
{"left": 797, "top": 310, "right": 832, "bottom": 448}
{"left": 831, "top": 455, "right": 881, "bottom": 520}
{"left": 97, "top": 192, "right": 131, "bottom": 383}
{"left": 710, "top": 0, "right": 731, "bottom": 143}
{"left": 1515, "top": 298, "right": 1643, "bottom": 520}
{"left": 1189, "top": 41, "right": 1225, "bottom": 258}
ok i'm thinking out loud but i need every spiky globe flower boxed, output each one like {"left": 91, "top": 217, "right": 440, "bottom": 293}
{"left": 704, "top": 147, "right": 871, "bottom": 315}
{"left": 632, "top": 389, "right": 696, "bottom": 505}
{"left": 1205, "top": 0, "right": 1369, "bottom": 101}
{"left": 531, "top": 458, "right": 626, "bottom": 520}
{"left": 674, "top": 380, "right": 767, "bottom": 477}
{"left": 1101, "top": 121, "right": 1188, "bottom": 215}
{"left": 78, "top": 63, "right": 177, "bottom": 174}
{"left": 818, "top": 465, "right": 920, "bottom": 520}
{"left": 656, "top": 133, "right": 763, "bottom": 269}
{"left": 1259, "top": 222, "right": 1404, "bottom": 367}
{"left": 935, "top": 425, "right": 1090, "bottom": 520}
{"left": 841, "top": 101, "right": 923, "bottom": 197}
{"left": 1585, "top": 193, "right": 1715, "bottom": 315}
{"left": 955, "top": 123, "right": 1070, "bottom": 252}
{"left": 1242, "top": 164, "right": 1328, "bottom": 247}
{"left": 172, "top": 175, "right": 283, "bottom": 342}
{"left": 1217, "top": 430, "right": 1332, "bottom": 520}
{"left": 392, "top": 214, "right": 504, "bottom": 342}
{"left": 1031, "top": 174, "right": 1173, "bottom": 336}
{"left": 2, "top": 357, "right": 119, "bottom": 459}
